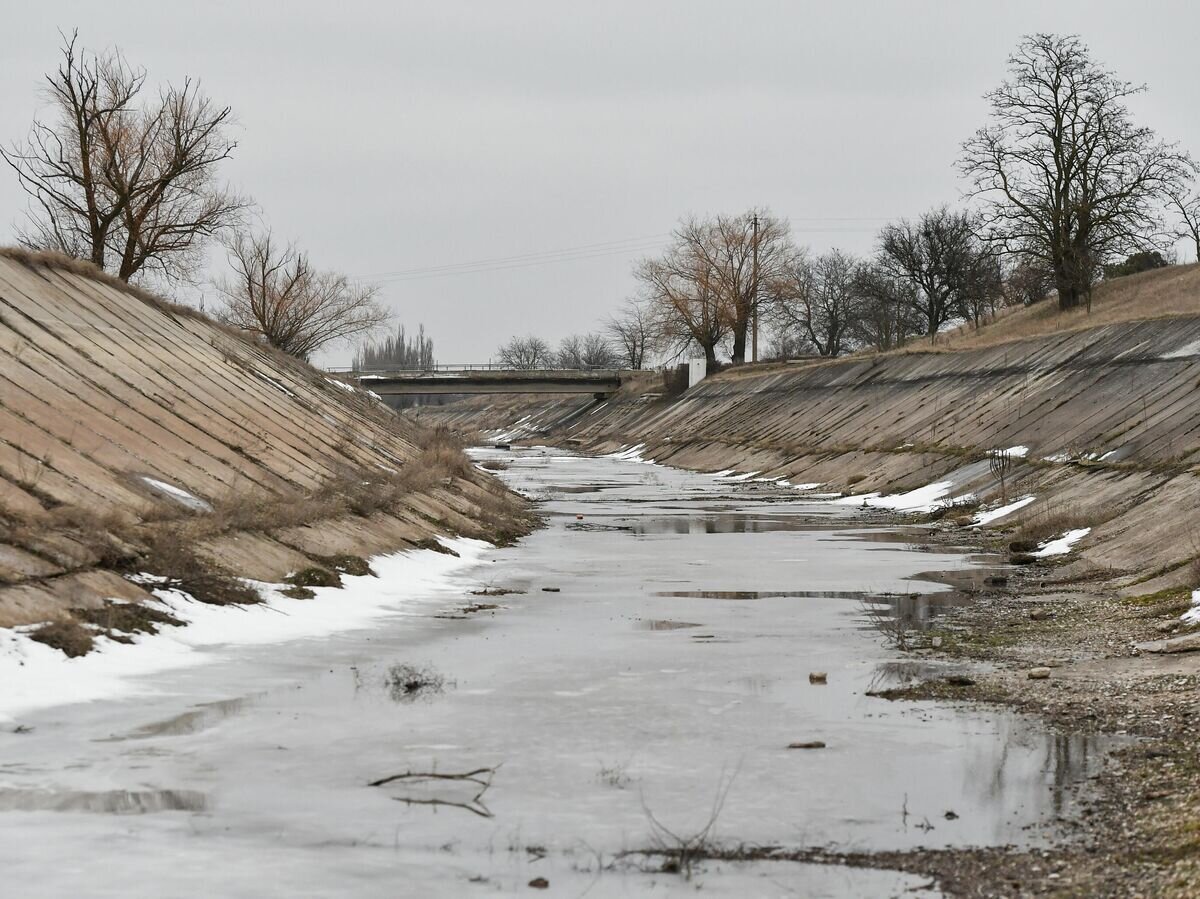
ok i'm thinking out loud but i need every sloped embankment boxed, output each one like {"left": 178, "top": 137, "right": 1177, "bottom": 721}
{"left": 429, "top": 315, "right": 1200, "bottom": 593}
{"left": 0, "top": 250, "right": 531, "bottom": 634}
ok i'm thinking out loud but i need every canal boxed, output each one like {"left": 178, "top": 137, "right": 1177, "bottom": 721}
{"left": 0, "top": 446, "right": 1108, "bottom": 897}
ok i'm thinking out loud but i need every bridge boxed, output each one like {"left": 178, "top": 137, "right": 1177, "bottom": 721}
{"left": 330, "top": 365, "right": 624, "bottom": 397}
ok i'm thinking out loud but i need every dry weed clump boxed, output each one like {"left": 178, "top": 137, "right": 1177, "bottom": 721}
{"left": 1011, "top": 501, "right": 1118, "bottom": 547}
{"left": 72, "top": 600, "right": 183, "bottom": 636}
{"left": 29, "top": 620, "right": 94, "bottom": 657}
{"left": 137, "top": 530, "right": 261, "bottom": 606}
{"left": 384, "top": 663, "right": 448, "bottom": 702}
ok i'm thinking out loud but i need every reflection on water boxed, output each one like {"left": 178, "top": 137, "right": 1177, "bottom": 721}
{"left": 637, "top": 619, "right": 703, "bottom": 630}
{"left": 634, "top": 514, "right": 837, "bottom": 535}
{"left": 99, "top": 696, "right": 254, "bottom": 742}
{"left": 0, "top": 789, "right": 207, "bottom": 814}
{"left": 657, "top": 589, "right": 874, "bottom": 600}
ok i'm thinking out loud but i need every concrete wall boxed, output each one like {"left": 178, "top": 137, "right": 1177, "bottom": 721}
{"left": 0, "top": 254, "right": 524, "bottom": 625}
{"left": 425, "top": 317, "right": 1200, "bottom": 592}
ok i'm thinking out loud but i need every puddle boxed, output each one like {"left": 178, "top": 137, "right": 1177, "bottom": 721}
{"left": 656, "top": 589, "right": 876, "bottom": 600}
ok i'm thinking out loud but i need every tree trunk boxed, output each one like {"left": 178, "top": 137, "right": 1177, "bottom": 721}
{"left": 1057, "top": 276, "right": 1081, "bottom": 311}
{"left": 703, "top": 344, "right": 717, "bottom": 367}
{"left": 730, "top": 323, "right": 747, "bottom": 365}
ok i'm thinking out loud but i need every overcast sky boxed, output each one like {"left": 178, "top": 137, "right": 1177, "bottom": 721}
{"left": 2, "top": 1, "right": 1198, "bottom": 364}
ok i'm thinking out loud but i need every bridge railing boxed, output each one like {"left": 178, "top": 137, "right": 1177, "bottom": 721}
{"left": 327, "top": 364, "right": 626, "bottom": 375}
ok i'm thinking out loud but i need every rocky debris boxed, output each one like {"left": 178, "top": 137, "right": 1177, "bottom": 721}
{"left": 1027, "top": 667, "right": 1052, "bottom": 679}
{"left": 808, "top": 671, "right": 827, "bottom": 684}
{"left": 528, "top": 877, "right": 549, "bottom": 889}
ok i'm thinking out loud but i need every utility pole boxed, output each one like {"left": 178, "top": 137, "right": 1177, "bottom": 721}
{"left": 751, "top": 212, "right": 760, "bottom": 364}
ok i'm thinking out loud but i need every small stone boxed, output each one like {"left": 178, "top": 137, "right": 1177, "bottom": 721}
{"left": 931, "top": 636, "right": 944, "bottom": 649}
{"left": 541, "top": 587, "right": 561, "bottom": 593}
{"left": 1029, "top": 609, "right": 1053, "bottom": 621}
{"left": 787, "top": 740, "right": 826, "bottom": 750}
{"left": 944, "top": 810, "right": 959, "bottom": 820}
{"left": 1028, "top": 667, "right": 1052, "bottom": 680}
{"left": 808, "top": 672, "right": 827, "bottom": 684}
{"left": 528, "top": 877, "right": 549, "bottom": 889}
{"left": 945, "top": 675, "right": 976, "bottom": 686}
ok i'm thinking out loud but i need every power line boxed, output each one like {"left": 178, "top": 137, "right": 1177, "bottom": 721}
{"left": 359, "top": 221, "right": 892, "bottom": 283}
{"left": 365, "top": 241, "right": 670, "bottom": 283}
{"left": 357, "top": 233, "right": 669, "bottom": 279}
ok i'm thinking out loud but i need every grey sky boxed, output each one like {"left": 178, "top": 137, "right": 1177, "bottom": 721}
{"left": 2, "top": 1, "right": 1198, "bottom": 364}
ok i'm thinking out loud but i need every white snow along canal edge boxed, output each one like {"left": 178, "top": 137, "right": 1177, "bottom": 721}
{"left": 0, "top": 537, "right": 492, "bottom": 724}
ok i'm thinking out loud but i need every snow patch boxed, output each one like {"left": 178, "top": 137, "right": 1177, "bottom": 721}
{"left": 324, "top": 377, "right": 356, "bottom": 393}
{"left": 996, "top": 445, "right": 1028, "bottom": 459}
{"left": 835, "top": 481, "right": 959, "bottom": 513}
{"left": 1162, "top": 338, "right": 1200, "bottom": 359}
{"left": 973, "top": 495, "right": 1036, "bottom": 527}
{"left": 138, "top": 476, "right": 211, "bottom": 512}
{"left": 254, "top": 372, "right": 297, "bottom": 398}
{"left": 1034, "top": 528, "right": 1091, "bottom": 557}
{"left": 1182, "top": 590, "right": 1200, "bottom": 626}
{"left": 0, "top": 537, "right": 490, "bottom": 723}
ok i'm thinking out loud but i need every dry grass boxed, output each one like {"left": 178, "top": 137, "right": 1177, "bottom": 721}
{"left": 72, "top": 600, "right": 183, "bottom": 635}
{"left": 932, "top": 263, "right": 1200, "bottom": 351}
{"left": 138, "top": 530, "right": 262, "bottom": 605}
{"left": 28, "top": 620, "right": 94, "bottom": 657}
{"left": 710, "top": 263, "right": 1200, "bottom": 384}
{"left": 1010, "top": 501, "right": 1119, "bottom": 547}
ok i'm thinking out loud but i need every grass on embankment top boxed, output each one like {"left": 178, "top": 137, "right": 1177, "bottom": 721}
{"left": 933, "top": 262, "right": 1200, "bottom": 351}
{"left": 715, "top": 263, "right": 1200, "bottom": 382}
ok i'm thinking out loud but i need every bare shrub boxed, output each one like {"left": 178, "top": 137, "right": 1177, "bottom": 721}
{"left": 640, "top": 766, "right": 739, "bottom": 878}
{"left": 859, "top": 597, "right": 918, "bottom": 651}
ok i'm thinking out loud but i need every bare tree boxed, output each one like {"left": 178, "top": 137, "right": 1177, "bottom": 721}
{"left": 636, "top": 211, "right": 791, "bottom": 366}
{"left": 961, "top": 34, "right": 1193, "bottom": 312}
{"left": 579, "top": 332, "right": 618, "bottom": 368}
{"left": 216, "top": 230, "right": 389, "bottom": 360}
{"left": 1004, "top": 258, "right": 1056, "bottom": 307}
{"left": 354, "top": 324, "right": 435, "bottom": 371}
{"left": 958, "top": 246, "right": 1005, "bottom": 328}
{"left": 554, "top": 333, "right": 616, "bottom": 369}
{"left": 770, "top": 249, "right": 859, "bottom": 357}
{"left": 848, "top": 263, "right": 923, "bottom": 352}
{"left": 1168, "top": 187, "right": 1200, "bottom": 263}
{"left": 496, "top": 335, "right": 553, "bottom": 369}
{"left": 636, "top": 240, "right": 727, "bottom": 366}
{"left": 554, "top": 334, "right": 585, "bottom": 370}
{"left": 1, "top": 32, "right": 245, "bottom": 284}
{"left": 878, "top": 206, "right": 994, "bottom": 340}
{"left": 605, "top": 298, "right": 655, "bottom": 369}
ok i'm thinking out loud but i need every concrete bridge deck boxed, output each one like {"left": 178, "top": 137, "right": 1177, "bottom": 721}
{"left": 339, "top": 367, "right": 623, "bottom": 396}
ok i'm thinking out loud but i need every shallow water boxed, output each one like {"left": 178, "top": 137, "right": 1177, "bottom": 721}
{"left": 0, "top": 447, "right": 1109, "bottom": 897}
